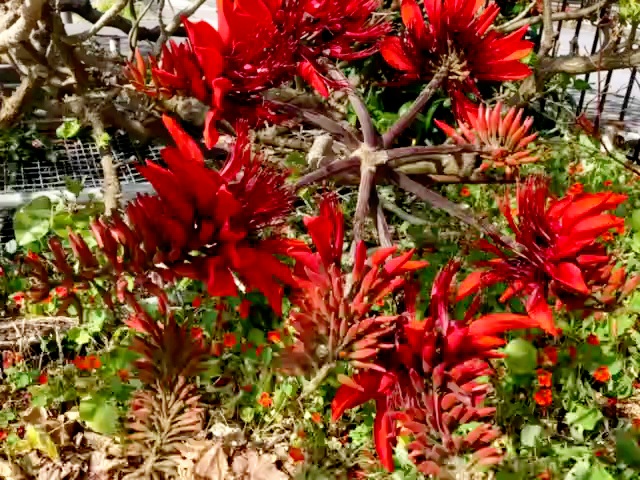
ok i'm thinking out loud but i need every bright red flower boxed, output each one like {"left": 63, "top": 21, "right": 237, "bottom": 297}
{"left": 223, "top": 333, "right": 237, "bottom": 348}
{"left": 192, "top": 295, "right": 202, "bottom": 308}
{"left": 537, "top": 369, "right": 552, "bottom": 387}
{"left": 568, "top": 183, "right": 584, "bottom": 195}
{"left": 460, "top": 186, "right": 471, "bottom": 197}
{"left": 380, "top": 0, "right": 533, "bottom": 118}
{"left": 128, "top": 1, "right": 388, "bottom": 146}
{"left": 283, "top": 194, "right": 428, "bottom": 376}
{"left": 96, "top": 116, "right": 299, "bottom": 315}
{"left": 38, "top": 372, "right": 48, "bottom": 385}
{"left": 457, "top": 176, "right": 627, "bottom": 336}
{"left": 237, "top": 299, "right": 251, "bottom": 319}
{"left": 311, "top": 412, "right": 323, "bottom": 424}
{"left": 534, "top": 388, "right": 552, "bottom": 407}
{"left": 603, "top": 180, "right": 613, "bottom": 187}
{"left": 436, "top": 103, "right": 538, "bottom": 175}
{"left": 53, "top": 286, "right": 69, "bottom": 298}
{"left": 74, "top": 355, "right": 100, "bottom": 371}
{"left": 332, "top": 261, "right": 538, "bottom": 473}
{"left": 587, "top": 333, "right": 600, "bottom": 346}
{"left": 267, "top": 330, "right": 282, "bottom": 344}
{"left": 593, "top": 365, "right": 611, "bottom": 382}
{"left": 0, "top": 430, "right": 7, "bottom": 442}
{"left": 12, "top": 292, "right": 25, "bottom": 307}
{"left": 289, "top": 446, "right": 305, "bottom": 462}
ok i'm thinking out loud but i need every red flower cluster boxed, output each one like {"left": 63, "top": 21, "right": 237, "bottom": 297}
{"left": 127, "top": 0, "right": 388, "bottom": 147}
{"left": 332, "top": 261, "right": 538, "bottom": 473}
{"left": 73, "top": 355, "right": 102, "bottom": 371}
{"left": 380, "top": 0, "right": 533, "bottom": 119}
{"left": 458, "top": 177, "right": 629, "bottom": 336}
{"left": 283, "top": 194, "right": 428, "bottom": 375}
{"left": 89, "top": 116, "right": 299, "bottom": 314}
{"left": 436, "top": 102, "right": 539, "bottom": 175}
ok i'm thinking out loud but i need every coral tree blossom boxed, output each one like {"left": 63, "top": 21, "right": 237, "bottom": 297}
{"left": 283, "top": 194, "right": 428, "bottom": 375}
{"left": 127, "top": 0, "right": 388, "bottom": 147}
{"left": 458, "top": 176, "right": 627, "bottom": 336}
{"left": 436, "top": 102, "right": 538, "bottom": 175}
{"left": 331, "top": 261, "right": 538, "bottom": 473}
{"left": 90, "top": 115, "right": 301, "bottom": 314}
{"left": 380, "top": 0, "right": 533, "bottom": 118}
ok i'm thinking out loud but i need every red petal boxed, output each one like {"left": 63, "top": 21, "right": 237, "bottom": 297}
{"left": 298, "top": 60, "right": 329, "bottom": 98}
{"left": 456, "top": 270, "right": 484, "bottom": 300}
{"left": 380, "top": 36, "right": 418, "bottom": 72}
{"left": 525, "top": 288, "right": 557, "bottom": 336}
{"left": 373, "top": 398, "right": 395, "bottom": 472}
{"left": 162, "top": 115, "right": 205, "bottom": 164}
{"left": 469, "top": 313, "right": 539, "bottom": 336}
{"left": 551, "top": 262, "right": 589, "bottom": 295}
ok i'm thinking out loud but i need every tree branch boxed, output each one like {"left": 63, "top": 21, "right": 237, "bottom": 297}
{"left": 538, "top": 0, "right": 555, "bottom": 58}
{"left": 539, "top": 48, "right": 640, "bottom": 76}
{"left": 67, "top": 0, "right": 128, "bottom": 42}
{"left": 57, "top": 0, "right": 188, "bottom": 42}
{"left": 0, "top": 0, "right": 46, "bottom": 54}
{"left": 154, "top": 0, "right": 207, "bottom": 54}
{"left": 497, "top": 0, "right": 611, "bottom": 33}
{"left": 382, "top": 64, "right": 448, "bottom": 148}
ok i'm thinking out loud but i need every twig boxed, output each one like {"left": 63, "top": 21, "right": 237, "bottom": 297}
{"left": 295, "top": 157, "right": 361, "bottom": 188}
{"left": 381, "top": 199, "right": 428, "bottom": 225}
{"left": 370, "top": 189, "right": 393, "bottom": 247}
{"left": 154, "top": 0, "right": 207, "bottom": 54}
{"left": 497, "top": 0, "right": 610, "bottom": 33}
{"left": 299, "top": 362, "right": 336, "bottom": 400}
{"left": 67, "top": 0, "right": 128, "bottom": 42}
{"left": 496, "top": 0, "right": 536, "bottom": 32}
{"left": 128, "top": 0, "right": 155, "bottom": 60}
{"left": 88, "top": 113, "right": 121, "bottom": 215}
{"left": 353, "top": 166, "right": 377, "bottom": 242}
{"left": 382, "top": 64, "right": 448, "bottom": 148}
{"left": 539, "top": 48, "right": 640, "bottom": 76}
{"left": 538, "top": 0, "right": 555, "bottom": 58}
{"left": 329, "top": 68, "right": 379, "bottom": 147}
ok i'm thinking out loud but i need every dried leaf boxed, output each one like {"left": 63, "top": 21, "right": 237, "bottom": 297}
{"left": 231, "top": 449, "right": 288, "bottom": 480}
{"left": 193, "top": 442, "right": 229, "bottom": 480}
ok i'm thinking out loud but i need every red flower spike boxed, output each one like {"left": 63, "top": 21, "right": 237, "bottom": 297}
{"left": 285, "top": 194, "right": 427, "bottom": 377}
{"left": 458, "top": 176, "right": 627, "bottom": 335}
{"left": 381, "top": 0, "right": 533, "bottom": 117}
{"left": 436, "top": 102, "right": 539, "bottom": 175}
{"left": 332, "top": 261, "right": 537, "bottom": 473}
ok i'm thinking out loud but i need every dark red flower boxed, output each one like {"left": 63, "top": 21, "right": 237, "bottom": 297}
{"left": 95, "top": 116, "right": 300, "bottom": 314}
{"left": 128, "top": 1, "right": 388, "bottom": 147}
{"left": 380, "top": 0, "right": 533, "bottom": 118}
{"left": 457, "top": 176, "right": 627, "bottom": 336}
{"left": 332, "top": 261, "right": 537, "bottom": 473}
{"left": 586, "top": 333, "right": 600, "bottom": 346}
{"left": 38, "top": 372, "right": 48, "bottom": 385}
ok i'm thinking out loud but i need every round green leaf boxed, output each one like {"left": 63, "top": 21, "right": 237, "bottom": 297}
{"left": 631, "top": 210, "right": 640, "bottom": 232}
{"left": 504, "top": 338, "right": 538, "bottom": 374}
{"left": 13, "top": 196, "right": 52, "bottom": 246}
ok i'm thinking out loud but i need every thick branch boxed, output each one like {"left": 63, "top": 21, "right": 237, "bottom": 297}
{"left": 57, "top": 0, "right": 187, "bottom": 42}
{"left": 0, "top": 0, "right": 46, "bottom": 54}
{"left": 155, "top": 0, "right": 207, "bottom": 54}
{"left": 538, "top": 0, "right": 555, "bottom": 58}
{"left": 539, "top": 49, "right": 640, "bottom": 76}
{"left": 382, "top": 64, "right": 448, "bottom": 148}
{"left": 0, "top": 73, "right": 41, "bottom": 128}
{"left": 67, "top": 0, "right": 128, "bottom": 42}
{"left": 498, "top": 0, "right": 610, "bottom": 33}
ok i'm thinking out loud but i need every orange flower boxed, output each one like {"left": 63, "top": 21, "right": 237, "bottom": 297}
{"left": 267, "top": 330, "right": 282, "bottom": 344}
{"left": 73, "top": 356, "right": 89, "bottom": 370}
{"left": 26, "top": 251, "right": 39, "bottom": 261}
{"left": 603, "top": 180, "right": 613, "bottom": 187}
{"left": 223, "top": 333, "right": 237, "bottom": 348}
{"left": 192, "top": 295, "right": 202, "bottom": 308}
{"left": 74, "top": 355, "right": 101, "bottom": 371}
{"left": 38, "top": 372, "right": 48, "bottom": 385}
{"left": 460, "top": 186, "right": 471, "bottom": 197}
{"left": 117, "top": 369, "right": 130, "bottom": 382}
{"left": 0, "top": 430, "right": 7, "bottom": 442}
{"left": 586, "top": 334, "right": 600, "bottom": 346}
{"left": 533, "top": 388, "right": 553, "bottom": 407}
{"left": 289, "top": 447, "right": 305, "bottom": 462}
{"left": 237, "top": 299, "right": 251, "bottom": 319}
{"left": 311, "top": 412, "right": 322, "bottom": 424}
{"left": 258, "top": 392, "right": 273, "bottom": 408}
{"left": 537, "top": 369, "right": 552, "bottom": 387}
{"left": 567, "top": 182, "right": 584, "bottom": 195}
{"left": 540, "top": 346, "right": 558, "bottom": 366}
{"left": 297, "top": 429, "right": 307, "bottom": 439}
{"left": 538, "top": 471, "right": 552, "bottom": 480}
{"left": 593, "top": 366, "right": 611, "bottom": 382}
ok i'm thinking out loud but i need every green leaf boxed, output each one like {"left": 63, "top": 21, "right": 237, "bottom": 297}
{"left": 247, "top": 328, "right": 265, "bottom": 346}
{"left": 520, "top": 424, "right": 543, "bottom": 447}
{"left": 25, "top": 425, "right": 59, "bottom": 460}
{"left": 587, "top": 466, "right": 614, "bottom": 480}
{"left": 573, "top": 79, "right": 592, "bottom": 91}
{"left": 616, "top": 430, "right": 640, "bottom": 467}
{"left": 56, "top": 118, "right": 82, "bottom": 139}
{"left": 79, "top": 397, "right": 118, "bottom": 435}
{"left": 64, "top": 178, "right": 84, "bottom": 197}
{"left": 66, "top": 327, "right": 92, "bottom": 346}
{"left": 504, "top": 338, "right": 538, "bottom": 374}
{"left": 566, "top": 405, "right": 603, "bottom": 431}
{"left": 13, "top": 196, "right": 52, "bottom": 246}
{"left": 240, "top": 407, "right": 255, "bottom": 423}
